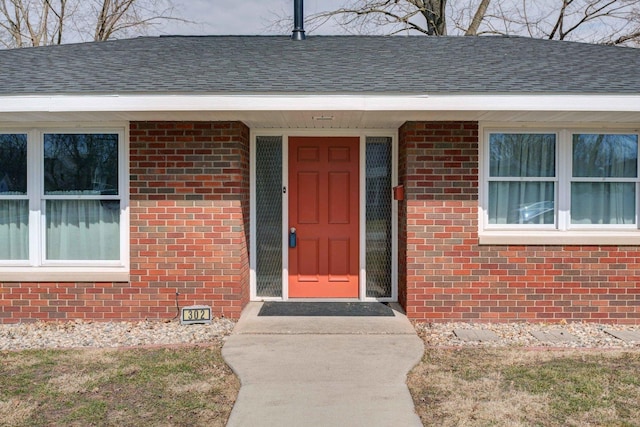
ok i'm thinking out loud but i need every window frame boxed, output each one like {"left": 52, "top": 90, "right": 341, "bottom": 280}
{"left": 0, "top": 131, "right": 29, "bottom": 265}
{"left": 0, "top": 125, "right": 129, "bottom": 281}
{"left": 479, "top": 125, "right": 640, "bottom": 245}
{"left": 569, "top": 132, "right": 639, "bottom": 229}
{"left": 485, "top": 130, "right": 559, "bottom": 230}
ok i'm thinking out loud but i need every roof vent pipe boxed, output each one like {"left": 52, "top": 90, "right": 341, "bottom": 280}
{"left": 291, "top": 0, "right": 306, "bottom": 40}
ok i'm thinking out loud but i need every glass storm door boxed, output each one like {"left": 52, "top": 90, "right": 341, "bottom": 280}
{"left": 288, "top": 137, "right": 360, "bottom": 298}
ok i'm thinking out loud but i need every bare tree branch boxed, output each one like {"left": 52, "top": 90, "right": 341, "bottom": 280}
{"left": 0, "top": 0, "right": 185, "bottom": 48}
{"left": 293, "top": 0, "right": 640, "bottom": 47}
{"left": 607, "top": 29, "right": 640, "bottom": 44}
{"left": 488, "top": 0, "right": 640, "bottom": 45}
{"left": 304, "top": 0, "right": 451, "bottom": 36}
{"left": 554, "top": 0, "right": 622, "bottom": 40}
{"left": 548, "top": 0, "right": 572, "bottom": 40}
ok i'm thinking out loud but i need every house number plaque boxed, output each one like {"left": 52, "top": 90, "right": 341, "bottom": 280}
{"left": 180, "top": 305, "right": 213, "bottom": 325}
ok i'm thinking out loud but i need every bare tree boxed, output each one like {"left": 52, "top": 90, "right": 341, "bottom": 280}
{"left": 0, "top": 0, "right": 61, "bottom": 47}
{"left": 486, "top": 0, "right": 640, "bottom": 46}
{"left": 303, "top": 0, "right": 452, "bottom": 36}
{"left": 90, "top": 0, "right": 180, "bottom": 42}
{"left": 299, "top": 0, "right": 640, "bottom": 46}
{"left": 0, "top": 0, "right": 182, "bottom": 48}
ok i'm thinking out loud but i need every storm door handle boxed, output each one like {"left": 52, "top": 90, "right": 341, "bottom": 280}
{"left": 289, "top": 227, "right": 297, "bottom": 248}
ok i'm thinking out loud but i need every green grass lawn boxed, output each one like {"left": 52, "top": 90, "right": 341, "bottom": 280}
{"left": 408, "top": 348, "right": 640, "bottom": 426}
{"left": 3, "top": 339, "right": 639, "bottom": 426}
{"left": 0, "top": 344, "right": 238, "bottom": 427}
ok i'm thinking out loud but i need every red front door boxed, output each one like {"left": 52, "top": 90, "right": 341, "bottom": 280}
{"left": 288, "top": 137, "right": 360, "bottom": 298}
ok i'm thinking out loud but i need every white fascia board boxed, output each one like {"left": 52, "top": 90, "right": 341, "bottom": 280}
{"left": 2, "top": 94, "right": 640, "bottom": 113}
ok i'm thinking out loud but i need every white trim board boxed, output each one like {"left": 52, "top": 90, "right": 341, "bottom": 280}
{"left": 2, "top": 94, "right": 640, "bottom": 113}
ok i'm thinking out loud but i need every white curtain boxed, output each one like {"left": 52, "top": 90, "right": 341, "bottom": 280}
{"left": 489, "top": 134, "right": 556, "bottom": 224}
{"left": 571, "top": 183, "right": 634, "bottom": 225}
{"left": 0, "top": 200, "right": 28, "bottom": 260}
{"left": 46, "top": 200, "right": 120, "bottom": 260}
{"left": 571, "top": 134, "right": 637, "bottom": 225}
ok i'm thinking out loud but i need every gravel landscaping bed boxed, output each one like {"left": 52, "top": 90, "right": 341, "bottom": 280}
{"left": 0, "top": 319, "right": 236, "bottom": 351}
{"left": 417, "top": 321, "right": 640, "bottom": 348}
{"left": 1, "top": 318, "right": 639, "bottom": 351}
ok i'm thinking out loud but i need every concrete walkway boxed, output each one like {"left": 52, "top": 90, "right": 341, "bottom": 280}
{"left": 222, "top": 302, "right": 424, "bottom": 426}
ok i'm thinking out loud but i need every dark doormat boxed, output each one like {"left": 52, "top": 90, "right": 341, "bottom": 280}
{"left": 258, "top": 301, "right": 395, "bottom": 317}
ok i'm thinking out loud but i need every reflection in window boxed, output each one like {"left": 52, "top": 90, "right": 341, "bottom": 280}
{"left": 573, "top": 134, "right": 637, "bottom": 178}
{"left": 43, "top": 133, "right": 121, "bottom": 261}
{"left": 44, "top": 134, "right": 119, "bottom": 195}
{"left": 488, "top": 133, "right": 556, "bottom": 225}
{"left": 0, "top": 134, "right": 27, "bottom": 195}
{"left": 490, "top": 133, "right": 556, "bottom": 178}
{"left": 571, "top": 134, "right": 638, "bottom": 225}
{"left": 0, "top": 134, "right": 28, "bottom": 260}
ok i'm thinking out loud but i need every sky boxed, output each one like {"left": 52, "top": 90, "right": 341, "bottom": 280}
{"left": 158, "top": 0, "right": 347, "bottom": 36}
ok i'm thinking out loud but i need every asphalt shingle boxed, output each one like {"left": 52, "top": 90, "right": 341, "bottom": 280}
{"left": 0, "top": 35, "right": 638, "bottom": 95}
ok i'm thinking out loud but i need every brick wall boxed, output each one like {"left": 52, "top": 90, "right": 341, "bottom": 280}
{"left": 0, "top": 121, "right": 250, "bottom": 323}
{"left": 399, "top": 121, "right": 640, "bottom": 323}
{"left": 129, "top": 121, "right": 250, "bottom": 320}
{"left": 0, "top": 283, "right": 160, "bottom": 322}
{"left": 4, "top": 119, "right": 639, "bottom": 324}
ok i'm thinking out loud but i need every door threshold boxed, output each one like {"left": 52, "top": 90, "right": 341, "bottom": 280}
{"left": 285, "top": 298, "right": 363, "bottom": 302}
{"left": 253, "top": 298, "right": 396, "bottom": 303}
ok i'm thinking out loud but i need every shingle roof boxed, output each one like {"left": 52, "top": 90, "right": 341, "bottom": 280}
{"left": 0, "top": 35, "right": 638, "bottom": 96}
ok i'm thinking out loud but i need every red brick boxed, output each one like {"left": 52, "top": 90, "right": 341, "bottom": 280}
{"left": 399, "top": 121, "right": 640, "bottom": 324}
{"left": 1, "top": 121, "right": 250, "bottom": 324}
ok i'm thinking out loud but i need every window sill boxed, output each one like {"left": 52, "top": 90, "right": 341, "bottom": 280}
{"left": 0, "top": 268, "right": 129, "bottom": 283}
{"left": 479, "top": 231, "right": 640, "bottom": 246}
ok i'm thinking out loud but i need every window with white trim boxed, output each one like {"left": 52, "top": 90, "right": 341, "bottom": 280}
{"left": 0, "top": 133, "right": 28, "bottom": 260}
{"left": 487, "top": 132, "right": 557, "bottom": 227}
{"left": 0, "top": 129, "right": 127, "bottom": 269}
{"left": 482, "top": 129, "right": 640, "bottom": 242}
{"left": 570, "top": 133, "right": 637, "bottom": 226}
